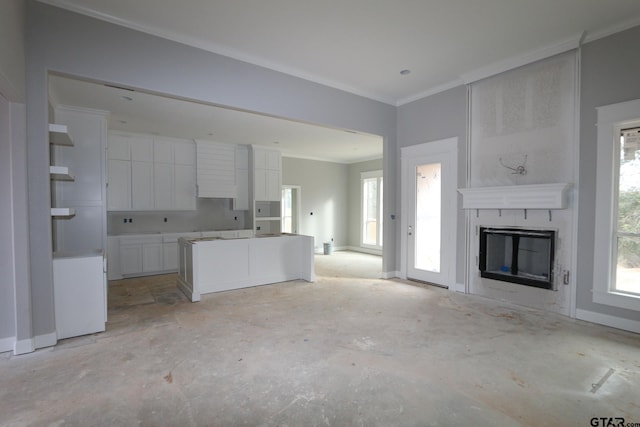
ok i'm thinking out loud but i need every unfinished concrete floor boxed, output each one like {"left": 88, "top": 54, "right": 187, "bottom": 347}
{"left": 1, "top": 251, "right": 639, "bottom": 426}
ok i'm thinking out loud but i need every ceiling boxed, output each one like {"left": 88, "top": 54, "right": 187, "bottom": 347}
{"left": 43, "top": 0, "right": 640, "bottom": 163}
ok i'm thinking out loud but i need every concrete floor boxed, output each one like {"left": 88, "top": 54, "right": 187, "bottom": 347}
{"left": 1, "top": 251, "right": 639, "bottom": 426}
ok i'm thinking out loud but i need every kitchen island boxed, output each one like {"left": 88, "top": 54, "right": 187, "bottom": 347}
{"left": 177, "top": 234, "right": 315, "bottom": 302}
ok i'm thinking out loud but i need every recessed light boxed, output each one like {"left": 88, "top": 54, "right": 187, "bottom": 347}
{"left": 400, "top": 69, "right": 411, "bottom": 76}
{"left": 121, "top": 95, "right": 133, "bottom": 101}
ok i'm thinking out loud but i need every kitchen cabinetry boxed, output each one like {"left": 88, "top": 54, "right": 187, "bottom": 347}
{"left": 177, "top": 234, "right": 314, "bottom": 302}
{"left": 118, "top": 235, "right": 163, "bottom": 275}
{"left": 51, "top": 107, "right": 109, "bottom": 253}
{"left": 107, "top": 132, "right": 196, "bottom": 211}
{"left": 53, "top": 251, "right": 106, "bottom": 339}
{"left": 107, "top": 230, "right": 250, "bottom": 279}
{"left": 252, "top": 146, "right": 282, "bottom": 235}
{"left": 233, "top": 145, "right": 250, "bottom": 210}
{"left": 195, "top": 140, "right": 237, "bottom": 198}
{"left": 49, "top": 123, "right": 75, "bottom": 218}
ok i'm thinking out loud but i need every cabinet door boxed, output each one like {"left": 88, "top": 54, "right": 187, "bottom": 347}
{"left": 266, "top": 169, "right": 281, "bottom": 201}
{"left": 266, "top": 149, "right": 281, "bottom": 170}
{"left": 233, "top": 168, "right": 249, "bottom": 210}
{"left": 142, "top": 243, "right": 163, "bottom": 272}
{"left": 174, "top": 141, "right": 195, "bottom": 165}
{"left": 120, "top": 245, "right": 142, "bottom": 275}
{"left": 131, "top": 161, "right": 154, "bottom": 210}
{"left": 254, "top": 168, "right": 268, "bottom": 201}
{"left": 107, "top": 237, "right": 121, "bottom": 280}
{"left": 108, "top": 135, "right": 131, "bottom": 160}
{"left": 129, "top": 136, "right": 154, "bottom": 161}
{"left": 154, "top": 162, "right": 174, "bottom": 210}
{"left": 163, "top": 242, "right": 178, "bottom": 271}
{"left": 107, "top": 159, "right": 131, "bottom": 210}
{"left": 154, "top": 138, "right": 174, "bottom": 164}
{"left": 174, "top": 164, "right": 196, "bottom": 210}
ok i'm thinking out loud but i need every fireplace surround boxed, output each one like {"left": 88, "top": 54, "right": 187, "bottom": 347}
{"left": 479, "top": 226, "right": 556, "bottom": 290}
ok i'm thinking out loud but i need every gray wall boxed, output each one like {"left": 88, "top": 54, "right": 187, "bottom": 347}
{"left": 347, "top": 158, "right": 384, "bottom": 249}
{"left": 282, "top": 157, "right": 349, "bottom": 251}
{"left": 577, "top": 25, "right": 640, "bottom": 321}
{"left": 397, "top": 86, "right": 468, "bottom": 284}
{"left": 0, "top": 0, "right": 25, "bottom": 101}
{"left": 25, "top": 1, "right": 397, "bottom": 343}
{"left": 0, "top": 0, "right": 30, "bottom": 351}
{"left": 0, "top": 95, "right": 17, "bottom": 345}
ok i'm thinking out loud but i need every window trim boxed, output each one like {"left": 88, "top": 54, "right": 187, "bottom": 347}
{"left": 361, "top": 170, "right": 383, "bottom": 250}
{"left": 593, "top": 99, "right": 640, "bottom": 311}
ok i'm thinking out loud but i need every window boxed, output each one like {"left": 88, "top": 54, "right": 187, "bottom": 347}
{"left": 593, "top": 99, "right": 640, "bottom": 311}
{"left": 361, "top": 170, "right": 383, "bottom": 249}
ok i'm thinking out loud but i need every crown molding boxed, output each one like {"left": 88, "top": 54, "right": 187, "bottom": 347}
{"left": 583, "top": 15, "right": 640, "bottom": 44}
{"left": 396, "top": 79, "right": 465, "bottom": 106}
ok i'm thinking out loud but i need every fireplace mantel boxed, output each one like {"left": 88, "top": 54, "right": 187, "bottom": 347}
{"left": 458, "top": 183, "right": 572, "bottom": 210}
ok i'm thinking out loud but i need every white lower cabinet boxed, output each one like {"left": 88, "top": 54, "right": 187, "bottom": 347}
{"left": 118, "top": 235, "right": 163, "bottom": 276}
{"left": 108, "top": 230, "right": 253, "bottom": 279}
{"left": 53, "top": 252, "right": 106, "bottom": 340}
{"left": 120, "top": 244, "right": 142, "bottom": 275}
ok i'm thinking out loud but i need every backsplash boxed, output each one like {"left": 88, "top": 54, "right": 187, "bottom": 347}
{"left": 107, "top": 198, "right": 250, "bottom": 235}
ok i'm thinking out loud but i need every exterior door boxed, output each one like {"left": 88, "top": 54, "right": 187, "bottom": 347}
{"left": 402, "top": 138, "right": 457, "bottom": 288}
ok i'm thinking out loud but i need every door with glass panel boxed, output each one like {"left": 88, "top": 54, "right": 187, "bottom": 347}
{"left": 404, "top": 140, "right": 457, "bottom": 287}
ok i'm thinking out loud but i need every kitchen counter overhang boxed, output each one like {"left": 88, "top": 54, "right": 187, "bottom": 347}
{"left": 177, "top": 234, "right": 315, "bottom": 302}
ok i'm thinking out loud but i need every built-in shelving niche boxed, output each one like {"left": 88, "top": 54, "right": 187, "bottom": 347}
{"left": 49, "top": 124, "right": 75, "bottom": 218}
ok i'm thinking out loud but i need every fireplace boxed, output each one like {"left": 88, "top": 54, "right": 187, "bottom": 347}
{"left": 479, "top": 227, "right": 556, "bottom": 290}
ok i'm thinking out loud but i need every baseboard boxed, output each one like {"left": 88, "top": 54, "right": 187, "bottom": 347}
{"left": 454, "top": 282, "right": 466, "bottom": 293}
{"left": 345, "top": 246, "right": 383, "bottom": 256}
{"left": 575, "top": 309, "right": 640, "bottom": 334}
{"left": 382, "top": 270, "right": 400, "bottom": 279}
{"left": 14, "top": 337, "right": 34, "bottom": 355}
{"left": 34, "top": 331, "right": 57, "bottom": 349}
{"left": 0, "top": 336, "right": 15, "bottom": 353}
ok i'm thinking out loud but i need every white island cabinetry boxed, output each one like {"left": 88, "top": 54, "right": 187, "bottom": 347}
{"left": 177, "top": 234, "right": 315, "bottom": 302}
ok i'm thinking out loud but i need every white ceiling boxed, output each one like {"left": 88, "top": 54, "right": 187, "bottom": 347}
{"left": 43, "top": 0, "right": 640, "bottom": 163}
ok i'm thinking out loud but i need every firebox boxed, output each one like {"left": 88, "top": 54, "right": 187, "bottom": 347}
{"left": 479, "top": 227, "right": 555, "bottom": 290}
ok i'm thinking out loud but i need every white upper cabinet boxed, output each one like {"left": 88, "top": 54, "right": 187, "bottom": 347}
{"left": 252, "top": 146, "right": 281, "bottom": 202}
{"left": 107, "top": 132, "right": 196, "bottom": 211}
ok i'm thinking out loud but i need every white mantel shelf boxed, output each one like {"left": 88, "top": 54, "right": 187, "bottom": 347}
{"left": 458, "top": 183, "right": 572, "bottom": 210}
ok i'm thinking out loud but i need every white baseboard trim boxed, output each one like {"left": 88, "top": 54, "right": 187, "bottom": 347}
{"left": 454, "top": 282, "right": 466, "bottom": 293}
{"left": 382, "top": 270, "right": 400, "bottom": 279}
{"left": 34, "top": 331, "right": 57, "bottom": 349}
{"left": 344, "top": 246, "right": 383, "bottom": 256}
{"left": 575, "top": 309, "right": 640, "bottom": 334}
{"left": 14, "top": 337, "right": 34, "bottom": 355}
{"left": 0, "top": 336, "right": 15, "bottom": 353}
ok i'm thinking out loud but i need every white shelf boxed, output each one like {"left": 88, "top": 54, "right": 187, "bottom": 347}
{"left": 51, "top": 207, "right": 76, "bottom": 217}
{"left": 458, "top": 183, "right": 572, "bottom": 210}
{"left": 49, "top": 165, "right": 75, "bottom": 181}
{"left": 255, "top": 216, "right": 281, "bottom": 221}
{"left": 49, "top": 123, "right": 74, "bottom": 146}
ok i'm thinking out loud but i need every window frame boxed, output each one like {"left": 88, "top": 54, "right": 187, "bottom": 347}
{"left": 593, "top": 99, "right": 640, "bottom": 311}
